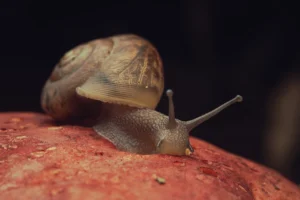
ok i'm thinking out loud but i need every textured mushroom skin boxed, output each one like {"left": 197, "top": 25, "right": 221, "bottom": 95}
{"left": 0, "top": 112, "right": 300, "bottom": 200}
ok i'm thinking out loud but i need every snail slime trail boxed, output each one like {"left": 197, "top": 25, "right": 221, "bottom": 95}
{"left": 41, "top": 34, "right": 243, "bottom": 156}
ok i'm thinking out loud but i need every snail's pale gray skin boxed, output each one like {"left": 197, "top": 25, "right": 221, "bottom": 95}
{"left": 94, "top": 90, "right": 242, "bottom": 155}
{"left": 41, "top": 34, "right": 243, "bottom": 156}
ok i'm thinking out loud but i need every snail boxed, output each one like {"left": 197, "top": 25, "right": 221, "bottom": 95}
{"left": 41, "top": 34, "right": 243, "bottom": 156}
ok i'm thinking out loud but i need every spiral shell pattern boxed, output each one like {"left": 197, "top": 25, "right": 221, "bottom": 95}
{"left": 41, "top": 34, "right": 164, "bottom": 121}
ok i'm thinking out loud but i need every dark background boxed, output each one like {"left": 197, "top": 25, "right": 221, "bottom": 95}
{"left": 1, "top": 1, "right": 300, "bottom": 183}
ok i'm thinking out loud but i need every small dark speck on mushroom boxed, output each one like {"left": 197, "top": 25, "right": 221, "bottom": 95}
{"left": 198, "top": 167, "right": 218, "bottom": 177}
{"left": 274, "top": 184, "right": 280, "bottom": 190}
{"left": 152, "top": 174, "right": 166, "bottom": 185}
{"left": 94, "top": 151, "right": 104, "bottom": 156}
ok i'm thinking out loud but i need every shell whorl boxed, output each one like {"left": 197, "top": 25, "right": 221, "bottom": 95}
{"left": 41, "top": 34, "right": 164, "bottom": 121}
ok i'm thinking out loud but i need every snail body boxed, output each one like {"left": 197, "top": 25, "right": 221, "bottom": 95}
{"left": 41, "top": 34, "right": 242, "bottom": 156}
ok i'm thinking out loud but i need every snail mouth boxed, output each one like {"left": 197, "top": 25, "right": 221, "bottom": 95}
{"left": 185, "top": 148, "right": 192, "bottom": 156}
{"left": 185, "top": 144, "right": 194, "bottom": 156}
{"left": 75, "top": 75, "right": 162, "bottom": 110}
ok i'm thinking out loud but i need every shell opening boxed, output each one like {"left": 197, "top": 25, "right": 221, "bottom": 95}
{"left": 76, "top": 79, "right": 162, "bottom": 109}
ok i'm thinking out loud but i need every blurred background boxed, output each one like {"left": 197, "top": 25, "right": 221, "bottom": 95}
{"left": 0, "top": 1, "right": 299, "bottom": 183}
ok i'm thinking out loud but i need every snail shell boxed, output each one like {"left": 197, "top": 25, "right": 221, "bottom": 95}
{"left": 41, "top": 34, "right": 164, "bottom": 121}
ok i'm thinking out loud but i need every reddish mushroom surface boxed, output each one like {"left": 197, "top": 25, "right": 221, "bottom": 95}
{"left": 0, "top": 112, "right": 299, "bottom": 200}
